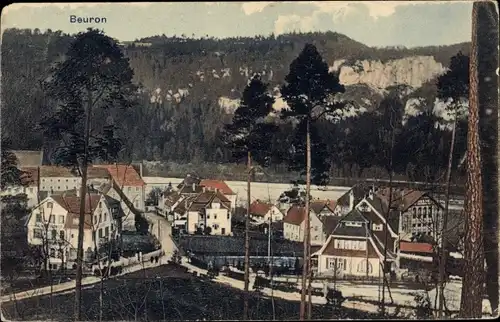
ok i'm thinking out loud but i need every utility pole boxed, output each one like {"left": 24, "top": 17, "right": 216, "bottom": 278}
{"left": 243, "top": 151, "right": 252, "bottom": 320}
{"left": 299, "top": 118, "right": 311, "bottom": 320}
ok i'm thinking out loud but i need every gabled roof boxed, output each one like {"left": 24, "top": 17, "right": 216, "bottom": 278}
{"left": 331, "top": 209, "right": 369, "bottom": 237}
{"left": 321, "top": 216, "right": 341, "bottom": 236}
{"left": 178, "top": 184, "right": 204, "bottom": 195}
{"left": 12, "top": 150, "right": 44, "bottom": 167}
{"left": 164, "top": 193, "right": 182, "bottom": 208}
{"left": 173, "top": 196, "right": 196, "bottom": 215}
{"left": 376, "top": 187, "right": 439, "bottom": 212}
{"left": 48, "top": 193, "right": 102, "bottom": 229}
{"left": 359, "top": 195, "right": 399, "bottom": 237}
{"left": 250, "top": 200, "right": 272, "bottom": 217}
{"left": 200, "top": 179, "right": 235, "bottom": 195}
{"left": 336, "top": 183, "right": 372, "bottom": 207}
{"left": 177, "top": 174, "right": 201, "bottom": 189}
{"left": 94, "top": 164, "right": 145, "bottom": 187}
{"left": 188, "top": 190, "right": 231, "bottom": 212}
{"left": 87, "top": 167, "right": 111, "bottom": 179}
{"left": 283, "top": 205, "right": 306, "bottom": 225}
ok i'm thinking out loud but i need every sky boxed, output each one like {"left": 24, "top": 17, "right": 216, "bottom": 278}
{"left": 1, "top": 1, "right": 475, "bottom": 47}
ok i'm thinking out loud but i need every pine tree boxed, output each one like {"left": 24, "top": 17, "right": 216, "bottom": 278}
{"left": 222, "top": 73, "right": 276, "bottom": 320}
{"left": 1, "top": 137, "right": 24, "bottom": 190}
{"left": 280, "top": 43, "right": 346, "bottom": 320}
{"left": 40, "top": 28, "right": 137, "bottom": 320}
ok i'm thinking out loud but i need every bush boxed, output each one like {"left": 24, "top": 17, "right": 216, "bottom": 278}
{"left": 414, "top": 293, "right": 432, "bottom": 319}
{"left": 326, "top": 289, "right": 345, "bottom": 313}
{"left": 227, "top": 270, "right": 245, "bottom": 281}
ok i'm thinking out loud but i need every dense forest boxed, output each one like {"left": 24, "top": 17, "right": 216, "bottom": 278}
{"left": 1, "top": 28, "right": 470, "bottom": 182}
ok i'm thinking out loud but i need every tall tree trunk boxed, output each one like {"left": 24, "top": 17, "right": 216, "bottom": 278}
{"left": 243, "top": 151, "right": 251, "bottom": 320}
{"left": 299, "top": 118, "right": 311, "bottom": 320}
{"left": 460, "top": 4, "right": 484, "bottom": 317}
{"left": 74, "top": 88, "right": 92, "bottom": 320}
{"left": 476, "top": 1, "right": 499, "bottom": 315}
{"left": 438, "top": 111, "right": 457, "bottom": 317}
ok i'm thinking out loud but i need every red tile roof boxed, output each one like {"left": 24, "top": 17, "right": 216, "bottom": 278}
{"left": 377, "top": 187, "right": 427, "bottom": 212}
{"left": 283, "top": 205, "right": 306, "bottom": 225}
{"left": 200, "top": 179, "right": 235, "bottom": 195}
{"left": 399, "top": 241, "right": 434, "bottom": 254}
{"left": 250, "top": 200, "right": 272, "bottom": 217}
{"left": 51, "top": 193, "right": 102, "bottom": 229}
{"left": 94, "top": 164, "right": 145, "bottom": 187}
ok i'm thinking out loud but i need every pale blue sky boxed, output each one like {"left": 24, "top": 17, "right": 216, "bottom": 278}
{"left": 1, "top": 1, "right": 475, "bottom": 47}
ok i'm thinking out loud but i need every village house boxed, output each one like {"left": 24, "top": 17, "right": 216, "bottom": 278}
{"left": 332, "top": 183, "right": 372, "bottom": 216}
{"left": 94, "top": 164, "right": 146, "bottom": 211}
{"left": 38, "top": 166, "right": 111, "bottom": 194}
{"left": 199, "top": 179, "right": 237, "bottom": 210}
{"left": 26, "top": 191, "right": 123, "bottom": 270}
{"left": 184, "top": 188, "right": 232, "bottom": 235}
{"left": 376, "top": 187, "right": 444, "bottom": 242}
{"left": 315, "top": 207, "right": 397, "bottom": 278}
{"left": 249, "top": 200, "right": 284, "bottom": 225}
{"left": 283, "top": 205, "right": 326, "bottom": 246}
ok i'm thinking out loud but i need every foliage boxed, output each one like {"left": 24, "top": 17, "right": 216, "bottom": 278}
{"left": 414, "top": 293, "right": 433, "bottom": 319}
{"left": 280, "top": 43, "right": 346, "bottom": 185}
{"left": 40, "top": 28, "right": 137, "bottom": 169}
{"left": 326, "top": 288, "right": 345, "bottom": 313}
{"left": 436, "top": 52, "right": 470, "bottom": 103}
{"left": 223, "top": 73, "right": 277, "bottom": 166}
{"left": 1, "top": 137, "right": 25, "bottom": 189}
{"left": 146, "top": 187, "right": 162, "bottom": 206}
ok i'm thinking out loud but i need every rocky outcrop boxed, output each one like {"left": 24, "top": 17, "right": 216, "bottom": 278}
{"left": 332, "top": 56, "right": 446, "bottom": 89}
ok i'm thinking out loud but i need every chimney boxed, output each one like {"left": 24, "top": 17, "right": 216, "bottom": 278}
{"left": 349, "top": 190, "right": 354, "bottom": 211}
{"left": 203, "top": 186, "right": 206, "bottom": 192}
{"left": 369, "top": 189, "right": 374, "bottom": 200}
{"left": 139, "top": 163, "right": 143, "bottom": 177}
{"left": 192, "top": 183, "right": 196, "bottom": 191}
{"left": 185, "top": 198, "right": 188, "bottom": 208}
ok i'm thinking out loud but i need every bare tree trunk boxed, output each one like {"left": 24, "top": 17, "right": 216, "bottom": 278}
{"left": 438, "top": 111, "right": 457, "bottom": 317}
{"left": 74, "top": 87, "right": 93, "bottom": 320}
{"left": 243, "top": 151, "right": 251, "bottom": 320}
{"left": 460, "top": 4, "right": 484, "bottom": 317}
{"left": 476, "top": 1, "right": 499, "bottom": 315}
{"left": 300, "top": 118, "right": 311, "bottom": 321}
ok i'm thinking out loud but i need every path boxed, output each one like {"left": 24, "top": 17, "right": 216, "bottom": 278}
{"left": 143, "top": 211, "right": 178, "bottom": 258}
{"left": 0, "top": 255, "right": 168, "bottom": 303}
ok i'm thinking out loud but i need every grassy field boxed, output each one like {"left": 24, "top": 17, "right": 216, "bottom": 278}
{"left": 1, "top": 263, "right": 381, "bottom": 321}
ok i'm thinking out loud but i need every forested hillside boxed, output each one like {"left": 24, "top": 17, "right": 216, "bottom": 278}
{"left": 1, "top": 28, "right": 470, "bottom": 182}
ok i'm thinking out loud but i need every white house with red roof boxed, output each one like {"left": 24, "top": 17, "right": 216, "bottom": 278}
{"left": 26, "top": 191, "right": 123, "bottom": 270}
{"left": 199, "top": 179, "right": 236, "bottom": 210}
{"left": 94, "top": 164, "right": 146, "bottom": 211}
{"left": 283, "top": 205, "right": 326, "bottom": 246}
{"left": 249, "top": 200, "right": 283, "bottom": 224}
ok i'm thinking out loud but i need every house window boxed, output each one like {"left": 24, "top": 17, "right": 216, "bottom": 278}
{"left": 357, "top": 260, "right": 373, "bottom": 273}
{"left": 127, "top": 187, "right": 132, "bottom": 192}
{"left": 99, "top": 202, "right": 102, "bottom": 209}
{"left": 47, "top": 202, "right": 53, "bottom": 209}
{"left": 345, "top": 221, "right": 362, "bottom": 227}
{"left": 105, "top": 227, "right": 109, "bottom": 237}
{"left": 92, "top": 231, "right": 96, "bottom": 242}
{"left": 59, "top": 215, "right": 65, "bottom": 224}
{"left": 136, "top": 187, "right": 139, "bottom": 192}
{"left": 334, "top": 239, "right": 344, "bottom": 249}
{"left": 221, "top": 228, "right": 226, "bottom": 235}
{"left": 99, "top": 214, "right": 102, "bottom": 223}
{"left": 50, "top": 248, "right": 56, "bottom": 257}
{"left": 423, "top": 207, "right": 428, "bottom": 217}
{"left": 33, "top": 228, "right": 43, "bottom": 238}
{"left": 98, "top": 229, "right": 103, "bottom": 238}
{"left": 60, "top": 230, "right": 65, "bottom": 240}
{"left": 372, "top": 224, "right": 383, "bottom": 231}
{"left": 207, "top": 214, "right": 210, "bottom": 219}
{"left": 49, "top": 215, "right": 55, "bottom": 223}
{"left": 214, "top": 214, "right": 217, "bottom": 220}
{"left": 227, "top": 213, "right": 230, "bottom": 219}
{"left": 314, "top": 226, "right": 318, "bottom": 231}
{"left": 57, "top": 186, "right": 60, "bottom": 190}
{"left": 104, "top": 213, "right": 107, "bottom": 221}
{"left": 51, "top": 229, "right": 57, "bottom": 240}
{"left": 36, "top": 214, "right": 42, "bottom": 222}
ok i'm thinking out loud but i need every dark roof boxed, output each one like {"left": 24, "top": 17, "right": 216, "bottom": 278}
{"left": 179, "top": 184, "right": 204, "bottom": 195}
{"left": 177, "top": 174, "right": 201, "bottom": 189}
{"left": 321, "top": 216, "right": 340, "bottom": 236}
{"left": 177, "top": 235, "right": 304, "bottom": 257}
{"left": 362, "top": 195, "right": 400, "bottom": 233}
{"left": 332, "top": 209, "right": 369, "bottom": 237}
{"left": 337, "top": 183, "right": 372, "bottom": 207}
